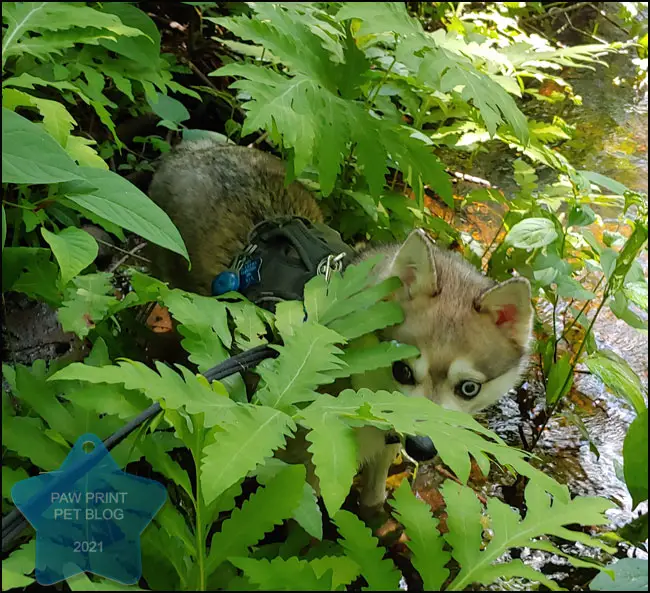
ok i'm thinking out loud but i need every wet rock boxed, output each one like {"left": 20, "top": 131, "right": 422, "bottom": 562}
{"left": 1, "top": 293, "right": 86, "bottom": 366}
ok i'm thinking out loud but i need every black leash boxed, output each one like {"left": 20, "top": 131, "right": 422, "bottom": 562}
{"left": 1, "top": 344, "right": 278, "bottom": 554}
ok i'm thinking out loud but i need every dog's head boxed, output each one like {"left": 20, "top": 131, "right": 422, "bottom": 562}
{"left": 376, "top": 229, "right": 534, "bottom": 415}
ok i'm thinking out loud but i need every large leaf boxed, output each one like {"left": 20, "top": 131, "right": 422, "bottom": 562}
{"left": 206, "top": 464, "right": 306, "bottom": 575}
{"left": 623, "top": 410, "right": 648, "bottom": 508}
{"left": 585, "top": 350, "right": 647, "bottom": 415}
{"left": 301, "top": 399, "right": 360, "bottom": 515}
{"left": 200, "top": 405, "right": 295, "bottom": 506}
{"left": 213, "top": 62, "right": 452, "bottom": 202}
{"left": 390, "top": 481, "right": 450, "bottom": 590}
{"left": 505, "top": 217, "right": 559, "bottom": 249}
{"left": 333, "top": 509, "right": 402, "bottom": 591}
{"left": 64, "top": 168, "right": 189, "bottom": 260}
{"left": 579, "top": 171, "right": 629, "bottom": 196}
{"left": 1, "top": 540, "right": 35, "bottom": 591}
{"left": 98, "top": 2, "right": 160, "bottom": 64}
{"left": 229, "top": 557, "right": 337, "bottom": 591}
{"left": 49, "top": 359, "right": 239, "bottom": 428}
{"left": 1, "top": 1, "right": 144, "bottom": 63}
{"left": 2, "top": 108, "right": 81, "bottom": 184}
{"left": 590, "top": 558, "right": 648, "bottom": 591}
{"left": 444, "top": 481, "right": 615, "bottom": 590}
{"left": 41, "top": 227, "right": 98, "bottom": 286}
{"left": 255, "top": 322, "right": 346, "bottom": 409}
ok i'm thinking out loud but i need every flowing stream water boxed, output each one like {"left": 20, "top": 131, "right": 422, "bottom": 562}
{"left": 410, "top": 20, "right": 648, "bottom": 591}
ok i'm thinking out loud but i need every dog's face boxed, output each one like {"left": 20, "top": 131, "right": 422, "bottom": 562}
{"left": 375, "top": 230, "right": 534, "bottom": 415}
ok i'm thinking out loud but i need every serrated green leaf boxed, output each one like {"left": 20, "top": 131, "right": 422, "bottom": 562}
{"left": 41, "top": 227, "right": 98, "bottom": 286}
{"left": 57, "top": 273, "right": 120, "bottom": 338}
{"left": 3, "top": 416, "right": 68, "bottom": 470}
{"left": 2, "top": 108, "right": 81, "bottom": 184}
{"left": 206, "top": 464, "right": 306, "bottom": 575}
{"left": 229, "top": 556, "right": 334, "bottom": 590}
{"left": 330, "top": 340, "right": 419, "bottom": 379}
{"left": 2, "top": 466, "right": 29, "bottom": 501}
{"left": 623, "top": 410, "right": 648, "bottom": 507}
{"left": 390, "top": 481, "right": 450, "bottom": 590}
{"left": 1, "top": 540, "right": 35, "bottom": 591}
{"left": 256, "top": 459, "right": 323, "bottom": 540}
{"left": 444, "top": 480, "right": 615, "bottom": 590}
{"left": 301, "top": 403, "right": 359, "bottom": 515}
{"left": 49, "top": 358, "right": 239, "bottom": 428}
{"left": 327, "top": 300, "right": 405, "bottom": 341}
{"left": 201, "top": 406, "right": 295, "bottom": 505}
{"left": 333, "top": 509, "right": 401, "bottom": 591}
{"left": 255, "top": 322, "right": 346, "bottom": 409}
{"left": 2, "top": 1, "right": 144, "bottom": 64}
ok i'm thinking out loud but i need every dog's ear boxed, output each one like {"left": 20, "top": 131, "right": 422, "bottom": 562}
{"left": 386, "top": 229, "right": 438, "bottom": 299}
{"left": 476, "top": 278, "right": 533, "bottom": 348}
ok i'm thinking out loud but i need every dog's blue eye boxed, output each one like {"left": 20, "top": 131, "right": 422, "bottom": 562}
{"left": 456, "top": 380, "right": 481, "bottom": 399}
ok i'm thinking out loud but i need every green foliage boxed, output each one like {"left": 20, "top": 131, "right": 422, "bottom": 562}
{"left": 2, "top": 2, "right": 648, "bottom": 591}
{"left": 590, "top": 558, "right": 649, "bottom": 591}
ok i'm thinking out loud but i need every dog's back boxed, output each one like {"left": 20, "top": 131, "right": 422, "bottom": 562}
{"left": 148, "top": 140, "right": 323, "bottom": 294}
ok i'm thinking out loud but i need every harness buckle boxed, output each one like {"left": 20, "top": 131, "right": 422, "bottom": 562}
{"left": 317, "top": 252, "right": 346, "bottom": 284}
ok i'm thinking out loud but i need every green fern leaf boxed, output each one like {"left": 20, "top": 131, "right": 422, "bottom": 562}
{"left": 327, "top": 301, "right": 405, "bottom": 340}
{"left": 310, "top": 556, "right": 362, "bottom": 591}
{"left": 229, "top": 556, "right": 334, "bottom": 591}
{"left": 50, "top": 359, "right": 239, "bottom": 428}
{"left": 201, "top": 405, "right": 296, "bottom": 505}
{"left": 301, "top": 399, "right": 360, "bottom": 514}
{"left": 213, "top": 62, "right": 451, "bottom": 201}
{"left": 1, "top": 540, "right": 35, "bottom": 591}
{"left": 255, "top": 322, "right": 346, "bottom": 410}
{"left": 420, "top": 49, "right": 529, "bottom": 143}
{"left": 2, "top": 2, "right": 144, "bottom": 64}
{"left": 443, "top": 480, "right": 616, "bottom": 590}
{"left": 256, "top": 459, "right": 324, "bottom": 540}
{"left": 206, "top": 464, "right": 306, "bottom": 576}
{"left": 390, "top": 481, "right": 450, "bottom": 590}
{"left": 333, "top": 510, "right": 402, "bottom": 591}
{"left": 329, "top": 338, "right": 420, "bottom": 379}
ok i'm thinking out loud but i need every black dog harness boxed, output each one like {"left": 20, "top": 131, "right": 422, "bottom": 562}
{"left": 211, "top": 216, "right": 436, "bottom": 462}
{"left": 211, "top": 216, "right": 353, "bottom": 311}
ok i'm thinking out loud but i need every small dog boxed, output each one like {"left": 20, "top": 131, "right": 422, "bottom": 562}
{"left": 148, "top": 140, "right": 534, "bottom": 511}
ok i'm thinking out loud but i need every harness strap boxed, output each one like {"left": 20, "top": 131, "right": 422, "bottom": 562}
{"left": 213, "top": 216, "right": 354, "bottom": 311}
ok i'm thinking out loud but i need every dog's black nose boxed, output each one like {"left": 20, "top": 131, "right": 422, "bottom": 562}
{"left": 405, "top": 435, "right": 437, "bottom": 462}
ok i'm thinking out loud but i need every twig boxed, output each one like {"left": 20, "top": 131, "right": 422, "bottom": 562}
{"left": 93, "top": 238, "right": 150, "bottom": 270}
{"left": 434, "top": 465, "right": 488, "bottom": 505}
{"left": 523, "top": 2, "right": 592, "bottom": 24}
{"left": 248, "top": 131, "right": 268, "bottom": 148}
{"left": 586, "top": 3, "right": 631, "bottom": 35}
{"left": 448, "top": 170, "right": 496, "bottom": 188}
{"left": 185, "top": 59, "right": 223, "bottom": 94}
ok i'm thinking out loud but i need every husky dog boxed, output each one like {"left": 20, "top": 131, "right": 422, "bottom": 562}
{"left": 148, "top": 140, "right": 534, "bottom": 512}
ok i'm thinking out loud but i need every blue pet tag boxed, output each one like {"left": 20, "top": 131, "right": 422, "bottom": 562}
{"left": 238, "top": 257, "right": 262, "bottom": 291}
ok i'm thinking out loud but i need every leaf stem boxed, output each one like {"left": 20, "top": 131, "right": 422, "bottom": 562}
{"left": 194, "top": 453, "right": 206, "bottom": 591}
{"left": 530, "top": 286, "right": 610, "bottom": 450}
